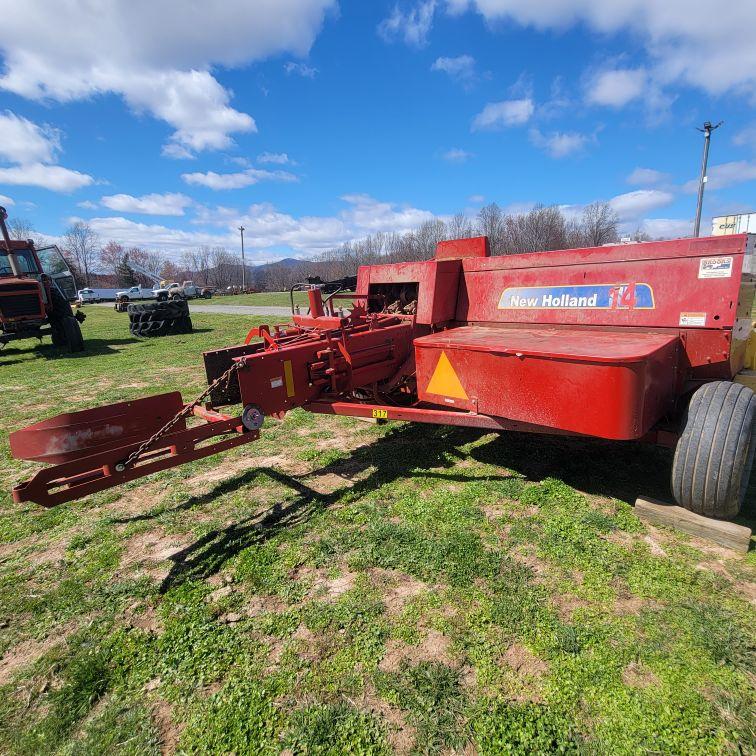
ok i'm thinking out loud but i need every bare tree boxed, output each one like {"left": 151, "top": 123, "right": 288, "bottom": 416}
{"left": 476, "top": 203, "right": 506, "bottom": 255}
{"left": 7, "top": 217, "right": 35, "bottom": 241}
{"left": 209, "top": 246, "right": 236, "bottom": 289}
{"left": 63, "top": 221, "right": 99, "bottom": 286}
{"left": 579, "top": 201, "right": 619, "bottom": 247}
{"left": 447, "top": 213, "right": 475, "bottom": 241}
{"left": 99, "top": 241, "right": 125, "bottom": 275}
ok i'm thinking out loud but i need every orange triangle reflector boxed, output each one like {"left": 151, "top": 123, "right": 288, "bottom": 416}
{"left": 426, "top": 351, "right": 468, "bottom": 400}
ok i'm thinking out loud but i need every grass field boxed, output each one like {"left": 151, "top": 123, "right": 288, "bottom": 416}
{"left": 216, "top": 291, "right": 309, "bottom": 308}
{"left": 0, "top": 308, "right": 754, "bottom": 754}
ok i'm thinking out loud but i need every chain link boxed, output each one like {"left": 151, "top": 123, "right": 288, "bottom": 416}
{"left": 116, "top": 358, "right": 246, "bottom": 471}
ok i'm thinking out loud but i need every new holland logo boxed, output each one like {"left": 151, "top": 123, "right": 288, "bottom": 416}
{"left": 498, "top": 283, "right": 655, "bottom": 310}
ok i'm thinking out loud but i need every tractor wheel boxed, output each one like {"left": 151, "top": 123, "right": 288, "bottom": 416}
{"left": 50, "top": 284, "right": 74, "bottom": 319}
{"left": 171, "top": 293, "right": 182, "bottom": 301}
{"left": 50, "top": 319, "right": 66, "bottom": 347}
{"left": 157, "top": 293, "right": 168, "bottom": 302}
{"left": 671, "top": 381, "right": 755, "bottom": 519}
{"left": 62, "top": 316, "right": 85, "bottom": 352}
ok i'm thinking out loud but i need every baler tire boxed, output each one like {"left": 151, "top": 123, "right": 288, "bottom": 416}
{"left": 671, "top": 381, "right": 755, "bottom": 519}
{"left": 62, "top": 316, "right": 85, "bottom": 352}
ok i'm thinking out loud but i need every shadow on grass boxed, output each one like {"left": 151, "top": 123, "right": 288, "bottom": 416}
{"left": 107, "top": 422, "right": 688, "bottom": 592}
{"left": 0, "top": 337, "right": 141, "bottom": 364}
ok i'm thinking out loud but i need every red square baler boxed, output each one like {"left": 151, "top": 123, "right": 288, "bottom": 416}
{"left": 9, "top": 234, "right": 755, "bottom": 520}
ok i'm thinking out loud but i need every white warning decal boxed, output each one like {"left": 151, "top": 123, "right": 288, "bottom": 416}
{"left": 679, "top": 312, "right": 707, "bottom": 327}
{"left": 698, "top": 256, "right": 733, "bottom": 279}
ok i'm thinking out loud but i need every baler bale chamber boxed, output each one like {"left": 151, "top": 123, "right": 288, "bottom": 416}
{"left": 9, "top": 233, "right": 756, "bottom": 520}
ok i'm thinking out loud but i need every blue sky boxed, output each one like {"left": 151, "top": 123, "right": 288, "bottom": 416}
{"left": 0, "top": 0, "right": 754, "bottom": 263}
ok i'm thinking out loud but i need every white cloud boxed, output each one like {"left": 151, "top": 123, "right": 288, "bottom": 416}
{"left": 585, "top": 68, "right": 647, "bottom": 107}
{"left": 0, "top": 111, "right": 60, "bottom": 163}
{"left": 73, "top": 193, "right": 438, "bottom": 259}
{"left": 0, "top": 1, "right": 335, "bottom": 156}
{"left": 182, "top": 167, "right": 299, "bottom": 190}
{"left": 454, "top": 1, "right": 756, "bottom": 98}
{"left": 378, "top": 1, "right": 436, "bottom": 48}
{"left": 339, "top": 194, "right": 436, "bottom": 234}
{"left": 161, "top": 142, "right": 196, "bottom": 160}
{"left": 471, "top": 98, "right": 533, "bottom": 130}
{"left": 529, "top": 129, "right": 587, "bottom": 158}
{"left": 77, "top": 200, "right": 97, "bottom": 209}
{"left": 258, "top": 152, "right": 294, "bottom": 165}
{"left": 0, "top": 194, "right": 14, "bottom": 206}
{"left": 682, "top": 160, "right": 756, "bottom": 193}
{"left": 641, "top": 218, "right": 692, "bottom": 239}
{"left": 468, "top": 194, "right": 485, "bottom": 203}
{"left": 609, "top": 189, "right": 674, "bottom": 221}
{"left": 100, "top": 192, "right": 193, "bottom": 216}
{"left": 0, "top": 162, "right": 94, "bottom": 192}
{"left": 441, "top": 148, "right": 473, "bottom": 162}
{"left": 284, "top": 61, "right": 318, "bottom": 78}
{"left": 431, "top": 55, "right": 476, "bottom": 84}
{"left": 627, "top": 167, "right": 669, "bottom": 186}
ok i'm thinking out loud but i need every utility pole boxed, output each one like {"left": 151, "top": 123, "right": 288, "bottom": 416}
{"left": 693, "top": 120, "right": 723, "bottom": 237}
{"left": 239, "top": 225, "right": 246, "bottom": 292}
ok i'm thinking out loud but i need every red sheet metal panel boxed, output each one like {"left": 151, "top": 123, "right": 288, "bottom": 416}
{"left": 458, "top": 235, "right": 751, "bottom": 331}
{"left": 435, "top": 236, "right": 490, "bottom": 260}
{"left": 356, "top": 259, "right": 461, "bottom": 325}
{"left": 414, "top": 326, "right": 679, "bottom": 440}
{"left": 9, "top": 392, "right": 185, "bottom": 464}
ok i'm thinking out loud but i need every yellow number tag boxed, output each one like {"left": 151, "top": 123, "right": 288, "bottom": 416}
{"left": 372, "top": 409, "right": 388, "bottom": 419}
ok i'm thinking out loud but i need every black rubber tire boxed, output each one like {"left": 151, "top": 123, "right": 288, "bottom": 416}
{"left": 171, "top": 293, "right": 182, "bottom": 301}
{"left": 128, "top": 301, "right": 187, "bottom": 318}
{"left": 62, "top": 316, "right": 85, "bottom": 352}
{"left": 203, "top": 291, "right": 212, "bottom": 299}
{"left": 156, "top": 293, "right": 168, "bottom": 302}
{"left": 50, "top": 320, "right": 66, "bottom": 347}
{"left": 49, "top": 285, "right": 75, "bottom": 347}
{"left": 671, "top": 381, "right": 756, "bottom": 519}
{"left": 130, "top": 318, "right": 172, "bottom": 337}
{"left": 176, "top": 315, "right": 193, "bottom": 334}
{"left": 50, "top": 284, "right": 74, "bottom": 319}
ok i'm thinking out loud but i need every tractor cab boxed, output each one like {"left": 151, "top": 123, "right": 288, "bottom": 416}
{"left": 0, "top": 238, "right": 48, "bottom": 323}
{"left": 0, "top": 207, "right": 85, "bottom": 352}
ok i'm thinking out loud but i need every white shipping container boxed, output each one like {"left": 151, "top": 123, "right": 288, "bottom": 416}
{"left": 711, "top": 212, "right": 756, "bottom": 235}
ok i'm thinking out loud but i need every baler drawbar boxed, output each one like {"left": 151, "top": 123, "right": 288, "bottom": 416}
{"left": 9, "top": 233, "right": 756, "bottom": 519}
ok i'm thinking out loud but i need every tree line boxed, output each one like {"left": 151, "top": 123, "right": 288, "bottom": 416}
{"left": 7, "top": 200, "right": 644, "bottom": 291}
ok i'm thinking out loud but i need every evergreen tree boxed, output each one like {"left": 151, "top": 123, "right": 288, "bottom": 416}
{"left": 115, "top": 253, "right": 138, "bottom": 287}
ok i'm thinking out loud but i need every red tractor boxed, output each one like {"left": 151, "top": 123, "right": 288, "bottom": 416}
{"left": 0, "top": 207, "right": 85, "bottom": 353}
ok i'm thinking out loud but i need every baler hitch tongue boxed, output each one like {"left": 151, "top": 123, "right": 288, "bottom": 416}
{"left": 9, "top": 390, "right": 257, "bottom": 508}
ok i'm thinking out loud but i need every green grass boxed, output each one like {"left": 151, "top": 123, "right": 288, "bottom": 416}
{"left": 0, "top": 307, "right": 754, "bottom": 754}
{"left": 215, "top": 290, "right": 311, "bottom": 308}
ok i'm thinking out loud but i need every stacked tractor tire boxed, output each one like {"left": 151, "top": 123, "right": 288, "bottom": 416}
{"left": 128, "top": 300, "right": 192, "bottom": 337}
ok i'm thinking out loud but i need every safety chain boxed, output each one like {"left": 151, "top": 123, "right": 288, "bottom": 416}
{"left": 115, "top": 357, "right": 247, "bottom": 472}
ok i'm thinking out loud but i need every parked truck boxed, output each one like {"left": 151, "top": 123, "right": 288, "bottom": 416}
{"left": 114, "top": 285, "right": 155, "bottom": 302}
{"left": 154, "top": 281, "right": 212, "bottom": 301}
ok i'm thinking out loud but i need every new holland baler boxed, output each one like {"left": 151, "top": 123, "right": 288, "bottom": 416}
{"left": 9, "top": 233, "right": 756, "bottom": 519}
